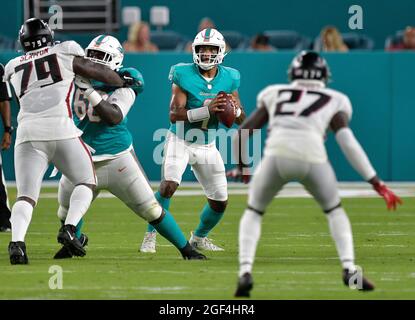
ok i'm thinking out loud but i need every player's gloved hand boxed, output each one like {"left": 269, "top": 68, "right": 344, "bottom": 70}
{"left": 372, "top": 180, "right": 402, "bottom": 210}
{"left": 226, "top": 165, "right": 250, "bottom": 184}
{"left": 118, "top": 67, "right": 144, "bottom": 93}
{"left": 75, "top": 75, "right": 93, "bottom": 91}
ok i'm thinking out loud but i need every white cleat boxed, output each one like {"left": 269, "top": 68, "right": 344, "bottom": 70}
{"left": 140, "top": 231, "right": 157, "bottom": 253}
{"left": 189, "top": 231, "right": 224, "bottom": 251}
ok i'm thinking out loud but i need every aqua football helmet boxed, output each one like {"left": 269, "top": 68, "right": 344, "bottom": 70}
{"left": 85, "top": 35, "right": 124, "bottom": 71}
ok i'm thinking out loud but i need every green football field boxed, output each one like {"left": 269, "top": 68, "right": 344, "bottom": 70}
{"left": 0, "top": 186, "right": 414, "bottom": 300}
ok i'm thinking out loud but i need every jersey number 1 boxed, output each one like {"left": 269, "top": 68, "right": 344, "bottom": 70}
{"left": 275, "top": 89, "right": 331, "bottom": 116}
{"left": 15, "top": 54, "right": 63, "bottom": 98}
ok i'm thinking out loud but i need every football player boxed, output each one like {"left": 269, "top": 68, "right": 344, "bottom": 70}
{"left": 230, "top": 51, "right": 402, "bottom": 297}
{"left": 54, "top": 35, "right": 206, "bottom": 261}
{"left": 0, "top": 63, "right": 13, "bottom": 232}
{"left": 140, "top": 28, "right": 246, "bottom": 253}
{"left": 5, "top": 18, "right": 130, "bottom": 264}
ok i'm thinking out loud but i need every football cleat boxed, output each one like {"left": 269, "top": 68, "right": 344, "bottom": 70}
{"left": 342, "top": 268, "right": 375, "bottom": 291}
{"left": 189, "top": 231, "right": 224, "bottom": 251}
{"left": 139, "top": 231, "right": 157, "bottom": 253}
{"left": 57, "top": 224, "right": 86, "bottom": 257}
{"left": 180, "top": 242, "right": 207, "bottom": 260}
{"left": 234, "top": 273, "right": 254, "bottom": 298}
{"left": 54, "top": 233, "right": 89, "bottom": 259}
{"left": 9, "top": 241, "right": 29, "bottom": 265}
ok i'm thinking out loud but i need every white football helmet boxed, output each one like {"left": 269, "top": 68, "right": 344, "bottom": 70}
{"left": 192, "top": 28, "right": 227, "bottom": 70}
{"left": 85, "top": 35, "right": 124, "bottom": 70}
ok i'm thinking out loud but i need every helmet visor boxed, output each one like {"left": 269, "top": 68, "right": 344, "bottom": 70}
{"left": 86, "top": 49, "right": 112, "bottom": 66}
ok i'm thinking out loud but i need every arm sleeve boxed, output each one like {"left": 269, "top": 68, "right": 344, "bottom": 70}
{"left": 335, "top": 127, "right": 376, "bottom": 181}
{"left": 107, "top": 88, "right": 135, "bottom": 119}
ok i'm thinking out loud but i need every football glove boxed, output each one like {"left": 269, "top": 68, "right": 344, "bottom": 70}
{"left": 117, "top": 67, "right": 144, "bottom": 94}
{"left": 372, "top": 181, "right": 402, "bottom": 210}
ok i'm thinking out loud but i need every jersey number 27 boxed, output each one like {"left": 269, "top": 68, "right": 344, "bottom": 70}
{"left": 275, "top": 89, "right": 331, "bottom": 117}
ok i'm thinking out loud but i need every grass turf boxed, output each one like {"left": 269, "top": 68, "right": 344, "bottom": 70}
{"left": 0, "top": 187, "right": 414, "bottom": 299}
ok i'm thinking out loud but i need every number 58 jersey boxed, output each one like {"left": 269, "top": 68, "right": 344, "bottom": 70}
{"left": 4, "top": 41, "right": 84, "bottom": 146}
{"left": 258, "top": 81, "right": 353, "bottom": 163}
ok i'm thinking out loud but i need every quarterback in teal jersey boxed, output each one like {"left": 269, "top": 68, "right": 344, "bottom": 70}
{"left": 140, "top": 28, "right": 246, "bottom": 253}
{"left": 54, "top": 35, "right": 205, "bottom": 260}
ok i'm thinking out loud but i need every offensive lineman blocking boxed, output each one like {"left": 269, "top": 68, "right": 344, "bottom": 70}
{"left": 230, "top": 51, "right": 402, "bottom": 297}
{"left": 4, "top": 18, "right": 129, "bottom": 264}
{"left": 54, "top": 35, "right": 206, "bottom": 260}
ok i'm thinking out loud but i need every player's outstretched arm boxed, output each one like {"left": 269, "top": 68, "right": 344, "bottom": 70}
{"left": 330, "top": 111, "right": 402, "bottom": 210}
{"left": 227, "top": 105, "right": 268, "bottom": 183}
{"left": 75, "top": 76, "right": 123, "bottom": 125}
{"left": 73, "top": 57, "right": 124, "bottom": 87}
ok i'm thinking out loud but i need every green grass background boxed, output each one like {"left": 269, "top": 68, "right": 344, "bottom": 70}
{"left": 0, "top": 187, "right": 414, "bottom": 299}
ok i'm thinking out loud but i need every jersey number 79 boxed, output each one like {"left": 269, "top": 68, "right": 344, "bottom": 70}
{"left": 14, "top": 53, "right": 63, "bottom": 98}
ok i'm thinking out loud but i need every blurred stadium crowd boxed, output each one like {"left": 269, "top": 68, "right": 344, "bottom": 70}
{"left": 0, "top": 11, "right": 414, "bottom": 53}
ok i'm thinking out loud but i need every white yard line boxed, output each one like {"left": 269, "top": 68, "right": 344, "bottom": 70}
{"left": 32, "top": 182, "right": 415, "bottom": 199}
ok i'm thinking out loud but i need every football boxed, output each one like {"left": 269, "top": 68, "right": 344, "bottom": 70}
{"left": 216, "top": 91, "right": 236, "bottom": 128}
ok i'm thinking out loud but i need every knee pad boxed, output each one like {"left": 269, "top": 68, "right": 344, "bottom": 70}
{"left": 136, "top": 201, "right": 162, "bottom": 222}
{"left": 57, "top": 206, "right": 68, "bottom": 221}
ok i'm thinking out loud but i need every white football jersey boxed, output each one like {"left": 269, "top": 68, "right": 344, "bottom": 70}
{"left": 257, "top": 80, "right": 353, "bottom": 163}
{"left": 5, "top": 41, "right": 85, "bottom": 146}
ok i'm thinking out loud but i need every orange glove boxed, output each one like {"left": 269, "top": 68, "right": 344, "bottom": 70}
{"left": 372, "top": 181, "right": 403, "bottom": 210}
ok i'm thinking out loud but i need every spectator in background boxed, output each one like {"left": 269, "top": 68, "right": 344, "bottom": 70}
{"left": 317, "top": 26, "right": 348, "bottom": 52}
{"left": 249, "top": 33, "right": 275, "bottom": 51}
{"left": 123, "top": 22, "right": 159, "bottom": 52}
{"left": 387, "top": 26, "right": 415, "bottom": 50}
{"left": 185, "top": 17, "right": 216, "bottom": 52}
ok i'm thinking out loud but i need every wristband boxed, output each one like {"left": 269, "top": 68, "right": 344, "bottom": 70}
{"left": 187, "top": 106, "right": 210, "bottom": 123}
{"left": 4, "top": 126, "right": 13, "bottom": 133}
{"left": 84, "top": 88, "right": 103, "bottom": 107}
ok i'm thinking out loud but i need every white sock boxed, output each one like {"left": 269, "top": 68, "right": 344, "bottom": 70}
{"left": 65, "top": 185, "right": 93, "bottom": 226}
{"left": 10, "top": 200, "right": 34, "bottom": 242}
{"left": 57, "top": 205, "right": 68, "bottom": 221}
{"left": 239, "top": 208, "right": 262, "bottom": 277}
{"left": 326, "top": 207, "right": 356, "bottom": 272}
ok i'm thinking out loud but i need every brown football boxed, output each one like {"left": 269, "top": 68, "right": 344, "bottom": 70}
{"left": 216, "top": 91, "right": 236, "bottom": 128}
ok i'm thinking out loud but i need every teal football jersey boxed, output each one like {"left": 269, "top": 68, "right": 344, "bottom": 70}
{"left": 73, "top": 67, "right": 144, "bottom": 157}
{"left": 168, "top": 63, "right": 240, "bottom": 144}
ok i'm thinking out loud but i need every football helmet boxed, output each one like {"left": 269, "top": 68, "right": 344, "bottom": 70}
{"left": 19, "top": 18, "right": 54, "bottom": 52}
{"left": 192, "top": 28, "right": 227, "bottom": 70}
{"left": 85, "top": 35, "right": 124, "bottom": 70}
{"left": 288, "top": 51, "right": 331, "bottom": 84}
